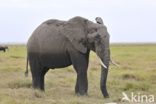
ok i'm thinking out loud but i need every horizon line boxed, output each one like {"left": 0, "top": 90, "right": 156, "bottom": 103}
{"left": 1, "top": 42, "right": 156, "bottom": 45}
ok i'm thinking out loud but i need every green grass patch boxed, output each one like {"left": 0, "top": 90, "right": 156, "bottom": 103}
{"left": 2, "top": 66, "right": 23, "bottom": 72}
{"left": 7, "top": 79, "right": 32, "bottom": 89}
{"left": 123, "top": 82, "right": 150, "bottom": 91}
{"left": 10, "top": 55, "right": 24, "bottom": 59}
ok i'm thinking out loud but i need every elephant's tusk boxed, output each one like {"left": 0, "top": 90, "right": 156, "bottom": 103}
{"left": 97, "top": 56, "right": 107, "bottom": 69}
{"left": 110, "top": 58, "right": 119, "bottom": 66}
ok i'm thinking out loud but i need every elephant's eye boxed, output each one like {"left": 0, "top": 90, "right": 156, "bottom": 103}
{"left": 89, "top": 28, "right": 97, "bottom": 34}
{"left": 104, "top": 35, "right": 107, "bottom": 38}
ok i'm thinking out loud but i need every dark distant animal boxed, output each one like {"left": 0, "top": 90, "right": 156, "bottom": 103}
{"left": 0, "top": 46, "right": 8, "bottom": 52}
{"left": 25, "top": 16, "right": 118, "bottom": 98}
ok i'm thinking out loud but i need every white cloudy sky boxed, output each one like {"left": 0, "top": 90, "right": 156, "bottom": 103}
{"left": 0, "top": 0, "right": 156, "bottom": 43}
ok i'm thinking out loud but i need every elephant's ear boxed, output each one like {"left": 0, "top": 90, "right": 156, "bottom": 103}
{"left": 63, "top": 17, "right": 88, "bottom": 53}
{"left": 95, "top": 17, "right": 104, "bottom": 25}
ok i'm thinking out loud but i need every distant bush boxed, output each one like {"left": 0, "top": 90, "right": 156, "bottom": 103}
{"left": 122, "top": 73, "right": 136, "bottom": 80}
{"left": 123, "top": 82, "right": 150, "bottom": 91}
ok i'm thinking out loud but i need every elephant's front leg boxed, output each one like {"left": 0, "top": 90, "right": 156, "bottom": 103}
{"left": 74, "top": 69, "right": 88, "bottom": 95}
{"left": 75, "top": 69, "right": 88, "bottom": 95}
{"left": 70, "top": 51, "right": 89, "bottom": 95}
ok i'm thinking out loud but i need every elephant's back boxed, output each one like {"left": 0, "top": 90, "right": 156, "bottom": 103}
{"left": 27, "top": 19, "right": 68, "bottom": 53}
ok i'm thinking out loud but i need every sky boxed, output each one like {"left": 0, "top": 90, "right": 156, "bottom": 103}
{"left": 0, "top": 0, "right": 156, "bottom": 43}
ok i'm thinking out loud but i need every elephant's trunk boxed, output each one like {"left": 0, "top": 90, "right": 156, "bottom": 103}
{"left": 96, "top": 48, "right": 110, "bottom": 98}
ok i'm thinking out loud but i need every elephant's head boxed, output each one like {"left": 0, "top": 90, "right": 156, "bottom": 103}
{"left": 87, "top": 17, "right": 110, "bottom": 68}
{"left": 64, "top": 16, "right": 110, "bottom": 97}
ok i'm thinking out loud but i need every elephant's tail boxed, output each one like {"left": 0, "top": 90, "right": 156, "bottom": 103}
{"left": 25, "top": 56, "right": 29, "bottom": 77}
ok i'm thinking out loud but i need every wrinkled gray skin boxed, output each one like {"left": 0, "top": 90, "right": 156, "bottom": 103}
{"left": 26, "top": 16, "right": 110, "bottom": 98}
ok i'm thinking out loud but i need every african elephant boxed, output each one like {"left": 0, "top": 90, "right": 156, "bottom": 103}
{"left": 0, "top": 46, "right": 8, "bottom": 52}
{"left": 25, "top": 16, "right": 112, "bottom": 98}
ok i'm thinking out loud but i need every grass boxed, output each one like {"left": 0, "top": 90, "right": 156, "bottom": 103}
{"left": 0, "top": 44, "right": 156, "bottom": 104}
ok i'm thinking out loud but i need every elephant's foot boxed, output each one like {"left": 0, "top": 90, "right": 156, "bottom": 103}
{"left": 76, "top": 93, "right": 88, "bottom": 97}
{"left": 103, "top": 94, "right": 109, "bottom": 98}
{"left": 76, "top": 91, "right": 88, "bottom": 96}
{"left": 33, "top": 87, "right": 44, "bottom": 91}
{"left": 32, "top": 76, "right": 45, "bottom": 91}
{"left": 103, "top": 91, "right": 109, "bottom": 98}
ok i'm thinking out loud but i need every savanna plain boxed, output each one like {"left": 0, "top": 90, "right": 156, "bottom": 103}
{"left": 0, "top": 43, "right": 156, "bottom": 104}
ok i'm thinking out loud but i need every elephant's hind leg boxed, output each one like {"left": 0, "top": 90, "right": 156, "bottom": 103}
{"left": 29, "top": 62, "right": 41, "bottom": 90}
{"left": 31, "top": 66, "right": 49, "bottom": 91}
{"left": 40, "top": 67, "right": 49, "bottom": 90}
{"left": 29, "top": 55, "right": 49, "bottom": 90}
